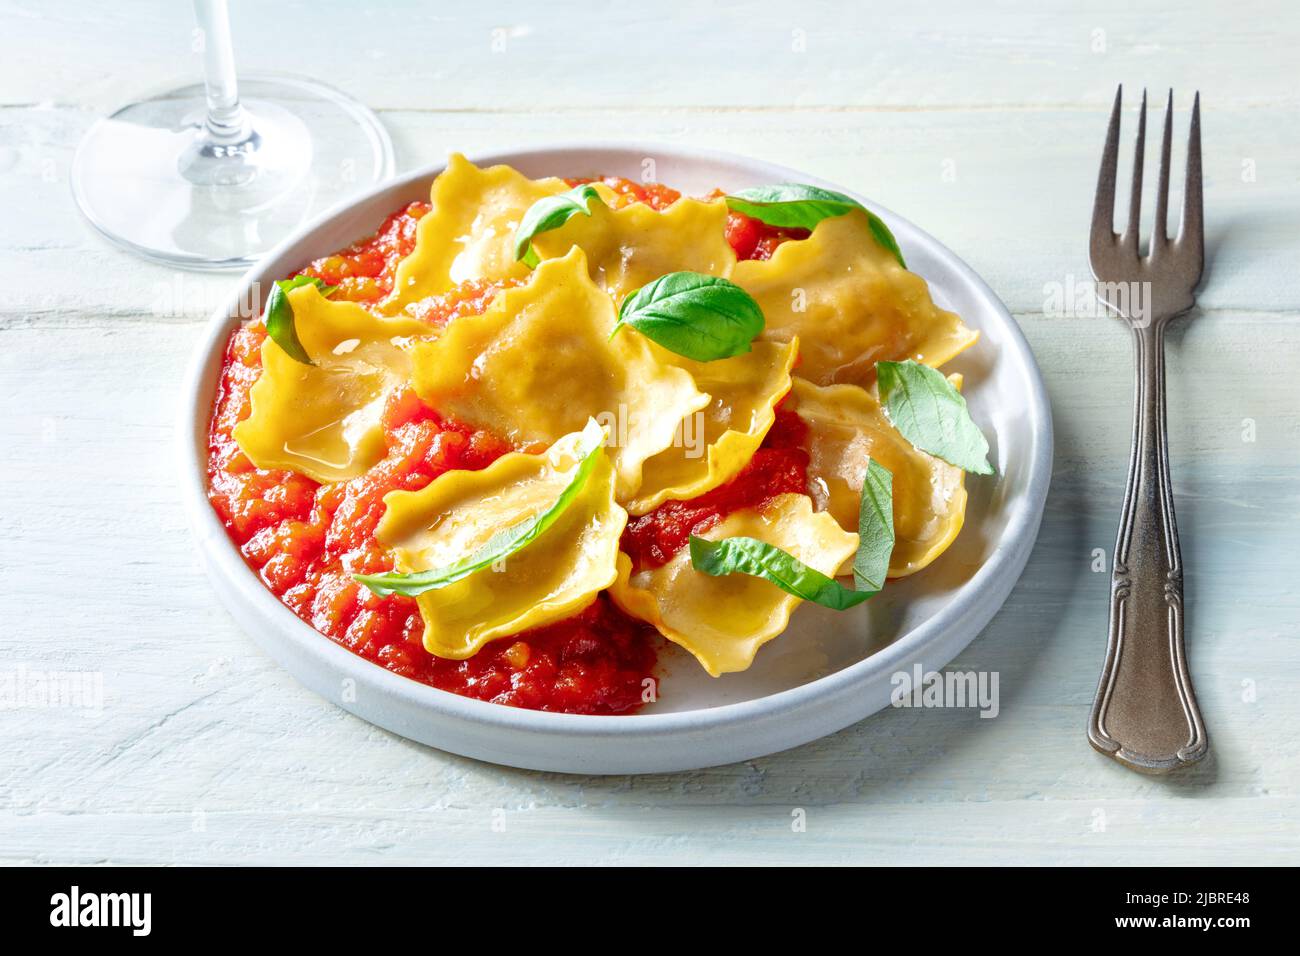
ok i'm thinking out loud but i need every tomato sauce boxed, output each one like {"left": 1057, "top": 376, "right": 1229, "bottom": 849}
{"left": 296, "top": 201, "right": 430, "bottom": 303}
{"left": 723, "top": 212, "right": 808, "bottom": 261}
{"left": 207, "top": 175, "right": 811, "bottom": 714}
{"left": 704, "top": 187, "right": 811, "bottom": 261}
{"left": 621, "top": 402, "right": 809, "bottom": 570}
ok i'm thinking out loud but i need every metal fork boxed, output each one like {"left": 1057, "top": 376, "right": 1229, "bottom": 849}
{"left": 1086, "top": 86, "right": 1208, "bottom": 773}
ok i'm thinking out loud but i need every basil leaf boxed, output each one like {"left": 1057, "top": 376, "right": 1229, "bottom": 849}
{"left": 513, "top": 184, "right": 604, "bottom": 268}
{"left": 264, "top": 275, "right": 335, "bottom": 366}
{"left": 725, "top": 183, "right": 906, "bottom": 268}
{"left": 353, "top": 420, "right": 606, "bottom": 598}
{"left": 876, "top": 360, "right": 993, "bottom": 475}
{"left": 864, "top": 214, "right": 907, "bottom": 270}
{"left": 725, "top": 183, "right": 858, "bottom": 229}
{"left": 611, "top": 272, "right": 764, "bottom": 361}
{"left": 853, "top": 459, "right": 894, "bottom": 592}
{"left": 689, "top": 459, "right": 895, "bottom": 609}
{"left": 689, "top": 534, "right": 874, "bottom": 611}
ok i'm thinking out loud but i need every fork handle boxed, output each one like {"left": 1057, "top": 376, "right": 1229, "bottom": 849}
{"left": 1088, "top": 321, "right": 1209, "bottom": 773}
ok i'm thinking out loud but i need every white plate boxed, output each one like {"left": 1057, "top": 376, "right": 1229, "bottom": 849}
{"left": 179, "top": 144, "right": 1053, "bottom": 774}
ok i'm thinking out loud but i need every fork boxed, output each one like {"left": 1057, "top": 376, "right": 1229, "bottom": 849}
{"left": 1086, "top": 86, "right": 1209, "bottom": 773}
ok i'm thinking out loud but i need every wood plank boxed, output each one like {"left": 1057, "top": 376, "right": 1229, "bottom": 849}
{"left": 2, "top": 796, "right": 1296, "bottom": 865}
{"left": 5, "top": 0, "right": 1297, "bottom": 111}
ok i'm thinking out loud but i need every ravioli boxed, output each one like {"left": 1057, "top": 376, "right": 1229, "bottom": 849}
{"left": 610, "top": 493, "right": 858, "bottom": 675}
{"left": 214, "top": 157, "right": 991, "bottom": 704}
{"left": 382, "top": 152, "right": 566, "bottom": 315}
{"left": 731, "top": 209, "right": 978, "bottom": 386}
{"left": 410, "top": 248, "right": 710, "bottom": 501}
{"left": 792, "top": 376, "right": 966, "bottom": 578}
{"left": 627, "top": 338, "right": 799, "bottom": 516}
{"left": 375, "top": 425, "right": 626, "bottom": 659}
{"left": 233, "top": 285, "right": 430, "bottom": 483}
{"left": 531, "top": 195, "right": 736, "bottom": 301}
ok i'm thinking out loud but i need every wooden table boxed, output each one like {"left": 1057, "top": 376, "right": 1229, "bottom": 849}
{"left": 2, "top": 0, "right": 1296, "bottom": 865}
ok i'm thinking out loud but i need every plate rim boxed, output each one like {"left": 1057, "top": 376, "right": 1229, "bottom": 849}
{"left": 177, "top": 141, "right": 1053, "bottom": 757}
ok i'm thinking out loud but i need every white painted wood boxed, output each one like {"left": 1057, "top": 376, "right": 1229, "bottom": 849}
{"left": 1, "top": 0, "right": 1297, "bottom": 865}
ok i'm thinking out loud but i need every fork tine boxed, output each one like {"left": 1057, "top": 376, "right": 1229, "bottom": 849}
{"left": 1177, "top": 91, "right": 1204, "bottom": 272}
{"left": 1123, "top": 89, "right": 1148, "bottom": 248}
{"left": 1090, "top": 85, "right": 1123, "bottom": 253}
{"left": 1151, "top": 90, "right": 1174, "bottom": 255}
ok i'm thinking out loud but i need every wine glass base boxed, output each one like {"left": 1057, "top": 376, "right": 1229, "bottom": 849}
{"left": 71, "top": 73, "right": 396, "bottom": 271}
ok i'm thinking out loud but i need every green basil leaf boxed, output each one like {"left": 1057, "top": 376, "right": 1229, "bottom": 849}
{"left": 876, "top": 360, "right": 993, "bottom": 475}
{"left": 611, "top": 271, "right": 764, "bottom": 361}
{"left": 513, "top": 184, "right": 605, "bottom": 268}
{"left": 688, "top": 461, "right": 895, "bottom": 609}
{"left": 353, "top": 420, "right": 606, "bottom": 597}
{"left": 264, "top": 275, "right": 336, "bottom": 366}
{"left": 853, "top": 459, "right": 894, "bottom": 592}
{"left": 725, "top": 183, "right": 906, "bottom": 268}
{"left": 864, "top": 214, "right": 907, "bottom": 270}
{"left": 689, "top": 534, "right": 874, "bottom": 611}
{"left": 725, "top": 183, "right": 858, "bottom": 229}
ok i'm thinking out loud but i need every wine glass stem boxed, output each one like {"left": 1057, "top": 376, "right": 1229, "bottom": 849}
{"left": 194, "top": 0, "right": 248, "bottom": 142}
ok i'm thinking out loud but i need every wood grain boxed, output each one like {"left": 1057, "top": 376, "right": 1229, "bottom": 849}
{"left": 1, "top": 0, "right": 1297, "bottom": 866}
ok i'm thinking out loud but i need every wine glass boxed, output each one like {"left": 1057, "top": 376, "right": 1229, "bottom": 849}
{"left": 71, "top": 0, "right": 395, "bottom": 271}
